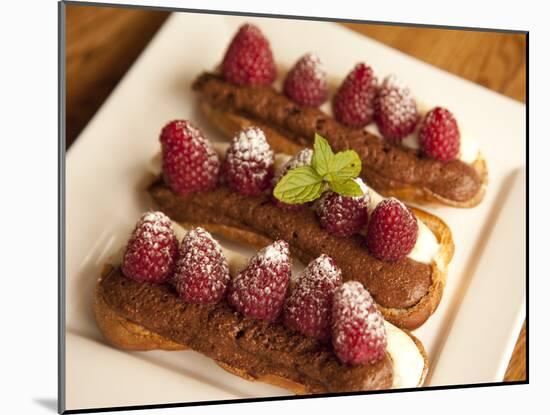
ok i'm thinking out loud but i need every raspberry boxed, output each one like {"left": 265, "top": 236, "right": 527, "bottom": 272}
{"left": 172, "top": 227, "right": 230, "bottom": 304}
{"left": 332, "top": 63, "right": 378, "bottom": 127}
{"left": 283, "top": 53, "right": 328, "bottom": 106}
{"left": 223, "top": 127, "right": 274, "bottom": 196}
{"left": 122, "top": 211, "right": 179, "bottom": 284}
{"left": 332, "top": 281, "right": 387, "bottom": 365}
{"left": 366, "top": 198, "right": 418, "bottom": 261}
{"left": 160, "top": 120, "right": 220, "bottom": 195}
{"left": 271, "top": 148, "right": 313, "bottom": 210}
{"left": 228, "top": 240, "right": 291, "bottom": 322}
{"left": 374, "top": 75, "right": 419, "bottom": 142}
{"left": 419, "top": 107, "right": 460, "bottom": 161}
{"left": 315, "top": 179, "right": 370, "bottom": 237}
{"left": 283, "top": 255, "right": 342, "bottom": 340}
{"left": 221, "top": 24, "right": 276, "bottom": 86}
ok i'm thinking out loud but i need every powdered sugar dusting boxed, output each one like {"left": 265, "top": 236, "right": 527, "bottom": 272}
{"left": 224, "top": 126, "right": 275, "bottom": 195}
{"left": 254, "top": 239, "right": 289, "bottom": 266}
{"left": 232, "top": 127, "right": 273, "bottom": 162}
{"left": 374, "top": 75, "right": 419, "bottom": 142}
{"left": 228, "top": 240, "right": 291, "bottom": 321}
{"left": 122, "top": 211, "right": 178, "bottom": 283}
{"left": 298, "top": 52, "right": 326, "bottom": 82}
{"left": 383, "top": 74, "right": 407, "bottom": 92}
{"left": 301, "top": 254, "right": 342, "bottom": 287}
{"left": 332, "top": 281, "right": 387, "bottom": 364}
{"left": 283, "top": 254, "right": 342, "bottom": 340}
{"left": 283, "top": 52, "right": 328, "bottom": 106}
{"left": 172, "top": 227, "right": 230, "bottom": 304}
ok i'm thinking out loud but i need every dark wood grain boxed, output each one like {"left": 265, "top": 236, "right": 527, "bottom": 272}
{"left": 64, "top": 5, "right": 526, "bottom": 382}
{"left": 65, "top": 5, "right": 169, "bottom": 146}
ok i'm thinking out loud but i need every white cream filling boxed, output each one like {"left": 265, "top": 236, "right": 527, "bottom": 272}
{"left": 384, "top": 321, "right": 425, "bottom": 388}
{"left": 112, "top": 220, "right": 424, "bottom": 388}
{"left": 148, "top": 145, "right": 440, "bottom": 264}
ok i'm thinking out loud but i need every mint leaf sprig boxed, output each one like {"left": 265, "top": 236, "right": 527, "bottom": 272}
{"left": 273, "top": 133, "right": 363, "bottom": 204}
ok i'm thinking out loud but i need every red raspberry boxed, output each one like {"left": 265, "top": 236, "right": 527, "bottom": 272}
{"left": 332, "top": 63, "right": 378, "bottom": 127}
{"left": 160, "top": 120, "right": 220, "bottom": 195}
{"left": 228, "top": 240, "right": 291, "bottom": 322}
{"left": 315, "top": 180, "right": 370, "bottom": 237}
{"left": 224, "top": 127, "right": 274, "bottom": 196}
{"left": 221, "top": 23, "right": 276, "bottom": 86}
{"left": 172, "top": 227, "right": 230, "bottom": 304}
{"left": 419, "top": 107, "right": 460, "bottom": 161}
{"left": 283, "top": 53, "right": 328, "bottom": 106}
{"left": 366, "top": 198, "right": 418, "bottom": 261}
{"left": 283, "top": 254, "right": 342, "bottom": 340}
{"left": 271, "top": 148, "right": 313, "bottom": 210}
{"left": 122, "top": 211, "right": 179, "bottom": 284}
{"left": 374, "top": 75, "right": 419, "bottom": 142}
{"left": 332, "top": 281, "right": 387, "bottom": 365}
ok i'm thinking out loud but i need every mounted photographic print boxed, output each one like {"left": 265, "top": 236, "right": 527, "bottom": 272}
{"left": 60, "top": 1, "right": 527, "bottom": 413}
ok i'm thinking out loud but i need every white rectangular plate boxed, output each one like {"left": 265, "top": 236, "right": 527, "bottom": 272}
{"left": 65, "top": 11, "right": 526, "bottom": 411}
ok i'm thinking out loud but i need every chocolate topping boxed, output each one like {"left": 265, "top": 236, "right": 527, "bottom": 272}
{"left": 100, "top": 267, "right": 393, "bottom": 393}
{"left": 148, "top": 180, "right": 432, "bottom": 310}
{"left": 192, "top": 72, "right": 482, "bottom": 203}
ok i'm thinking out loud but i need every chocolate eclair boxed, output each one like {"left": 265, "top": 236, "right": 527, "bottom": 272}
{"left": 193, "top": 72, "right": 487, "bottom": 208}
{"left": 94, "top": 216, "right": 428, "bottom": 394}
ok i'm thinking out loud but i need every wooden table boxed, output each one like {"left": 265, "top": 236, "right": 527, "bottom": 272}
{"left": 65, "top": 4, "right": 526, "bottom": 382}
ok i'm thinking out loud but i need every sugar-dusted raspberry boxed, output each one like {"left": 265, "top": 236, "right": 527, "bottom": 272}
{"left": 283, "top": 254, "right": 342, "bottom": 340}
{"left": 315, "top": 179, "right": 370, "bottom": 237}
{"left": 332, "top": 63, "right": 378, "bottom": 127}
{"left": 122, "top": 211, "right": 179, "bottom": 284}
{"left": 366, "top": 198, "right": 418, "bottom": 261}
{"left": 228, "top": 240, "right": 291, "bottom": 321}
{"left": 419, "top": 107, "right": 460, "bottom": 161}
{"left": 374, "top": 75, "right": 419, "bottom": 142}
{"left": 221, "top": 23, "right": 276, "bottom": 86}
{"left": 283, "top": 53, "right": 328, "bottom": 106}
{"left": 332, "top": 281, "right": 387, "bottom": 365}
{"left": 223, "top": 126, "right": 274, "bottom": 196}
{"left": 172, "top": 227, "right": 230, "bottom": 304}
{"left": 160, "top": 120, "right": 220, "bottom": 195}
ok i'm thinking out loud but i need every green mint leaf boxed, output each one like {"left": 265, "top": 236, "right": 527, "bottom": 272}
{"left": 273, "top": 166, "right": 324, "bottom": 204}
{"left": 329, "top": 179, "right": 364, "bottom": 198}
{"left": 326, "top": 150, "right": 362, "bottom": 182}
{"left": 311, "top": 133, "right": 334, "bottom": 177}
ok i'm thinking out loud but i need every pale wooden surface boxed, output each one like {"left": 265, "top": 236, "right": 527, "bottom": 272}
{"left": 64, "top": 5, "right": 526, "bottom": 382}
